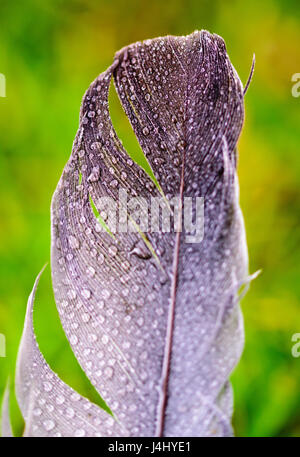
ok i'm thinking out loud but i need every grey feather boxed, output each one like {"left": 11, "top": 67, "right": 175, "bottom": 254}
{"left": 14, "top": 30, "right": 251, "bottom": 437}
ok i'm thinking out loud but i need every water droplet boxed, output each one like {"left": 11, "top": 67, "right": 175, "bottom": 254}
{"left": 102, "top": 335, "right": 109, "bottom": 345}
{"left": 98, "top": 253, "right": 104, "bottom": 265}
{"left": 81, "top": 289, "right": 91, "bottom": 300}
{"left": 88, "top": 333, "right": 97, "bottom": 343}
{"left": 33, "top": 408, "right": 42, "bottom": 416}
{"left": 137, "top": 317, "right": 144, "bottom": 327}
{"left": 81, "top": 313, "right": 90, "bottom": 323}
{"left": 130, "top": 240, "right": 151, "bottom": 259}
{"left": 90, "top": 248, "right": 97, "bottom": 258}
{"left": 106, "top": 417, "right": 114, "bottom": 427}
{"left": 66, "top": 252, "right": 74, "bottom": 262}
{"left": 140, "top": 371, "right": 148, "bottom": 381}
{"left": 129, "top": 404, "right": 137, "bottom": 412}
{"left": 46, "top": 404, "right": 54, "bottom": 413}
{"left": 122, "top": 288, "right": 129, "bottom": 297}
{"left": 71, "top": 392, "right": 80, "bottom": 402}
{"left": 86, "top": 266, "right": 95, "bottom": 277}
{"left": 122, "top": 260, "right": 130, "bottom": 271}
{"left": 68, "top": 235, "right": 80, "bottom": 250}
{"left": 43, "top": 420, "right": 55, "bottom": 431}
{"left": 65, "top": 407, "right": 75, "bottom": 419}
{"left": 56, "top": 395, "right": 65, "bottom": 405}
{"left": 108, "top": 245, "right": 118, "bottom": 257}
{"left": 70, "top": 334, "right": 78, "bottom": 345}
{"left": 88, "top": 166, "right": 100, "bottom": 182}
{"left": 104, "top": 367, "right": 114, "bottom": 379}
{"left": 101, "top": 289, "right": 111, "bottom": 300}
{"left": 67, "top": 289, "right": 77, "bottom": 300}
{"left": 43, "top": 382, "right": 53, "bottom": 392}
{"left": 74, "top": 428, "right": 86, "bottom": 437}
{"left": 142, "top": 127, "right": 150, "bottom": 136}
{"left": 110, "top": 179, "right": 118, "bottom": 188}
{"left": 95, "top": 369, "right": 102, "bottom": 377}
{"left": 98, "top": 315, "right": 105, "bottom": 324}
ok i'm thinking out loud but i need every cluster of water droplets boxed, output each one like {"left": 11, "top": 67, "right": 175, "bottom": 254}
{"left": 15, "top": 30, "right": 247, "bottom": 437}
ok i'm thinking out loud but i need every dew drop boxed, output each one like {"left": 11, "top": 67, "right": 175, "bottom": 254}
{"left": 129, "top": 404, "right": 137, "bottom": 412}
{"left": 101, "top": 289, "right": 111, "bottom": 300}
{"left": 66, "top": 252, "right": 74, "bottom": 262}
{"left": 43, "top": 382, "right": 53, "bottom": 392}
{"left": 90, "top": 248, "right": 97, "bottom": 258}
{"left": 74, "top": 429, "right": 86, "bottom": 437}
{"left": 108, "top": 245, "right": 118, "bottom": 257}
{"left": 137, "top": 317, "right": 144, "bottom": 327}
{"left": 88, "top": 166, "right": 100, "bottom": 182}
{"left": 56, "top": 395, "right": 65, "bottom": 405}
{"left": 122, "top": 260, "right": 130, "bottom": 271}
{"left": 88, "top": 333, "right": 97, "bottom": 343}
{"left": 81, "top": 289, "right": 91, "bottom": 300}
{"left": 81, "top": 313, "right": 90, "bottom": 323}
{"left": 71, "top": 392, "right": 80, "bottom": 402}
{"left": 102, "top": 335, "right": 109, "bottom": 345}
{"left": 104, "top": 367, "right": 114, "bottom": 379}
{"left": 67, "top": 289, "right": 77, "bottom": 300}
{"left": 98, "top": 315, "right": 105, "bottom": 324}
{"left": 140, "top": 351, "right": 148, "bottom": 360}
{"left": 130, "top": 240, "right": 151, "bottom": 259}
{"left": 110, "top": 179, "right": 118, "bottom": 188}
{"left": 46, "top": 404, "right": 54, "bottom": 413}
{"left": 33, "top": 408, "right": 42, "bottom": 417}
{"left": 86, "top": 266, "right": 95, "bottom": 277}
{"left": 65, "top": 407, "right": 75, "bottom": 419}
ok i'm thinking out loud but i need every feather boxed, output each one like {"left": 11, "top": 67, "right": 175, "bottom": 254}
{"left": 14, "top": 30, "right": 251, "bottom": 437}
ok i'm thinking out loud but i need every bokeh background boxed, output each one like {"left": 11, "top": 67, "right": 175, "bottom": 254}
{"left": 0, "top": 0, "right": 299, "bottom": 437}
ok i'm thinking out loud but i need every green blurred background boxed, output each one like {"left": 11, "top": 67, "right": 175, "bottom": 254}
{"left": 0, "top": 0, "right": 299, "bottom": 437}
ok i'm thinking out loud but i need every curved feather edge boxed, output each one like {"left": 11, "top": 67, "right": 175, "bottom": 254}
{"left": 1, "top": 381, "right": 13, "bottom": 437}
{"left": 15, "top": 268, "right": 126, "bottom": 437}
{"left": 14, "top": 30, "right": 254, "bottom": 437}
